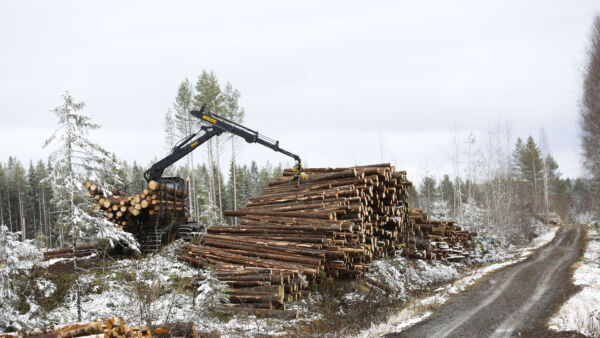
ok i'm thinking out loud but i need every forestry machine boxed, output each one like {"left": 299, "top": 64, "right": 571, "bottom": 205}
{"left": 135, "top": 105, "right": 307, "bottom": 253}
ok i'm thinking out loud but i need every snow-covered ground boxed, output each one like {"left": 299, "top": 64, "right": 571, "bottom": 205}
{"left": 1, "top": 225, "right": 560, "bottom": 336}
{"left": 549, "top": 226, "right": 600, "bottom": 337}
{"left": 357, "top": 225, "right": 559, "bottom": 337}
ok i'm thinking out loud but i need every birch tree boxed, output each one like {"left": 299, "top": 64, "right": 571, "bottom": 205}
{"left": 222, "top": 82, "right": 245, "bottom": 221}
{"left": 539, "top": 128, "right": 550, "bottom": 215}
{"left": 171, "top": 79, "right": 201, "bottom": 221}
{"left": 194, "top": 70, "right": 223, "bottom": 216}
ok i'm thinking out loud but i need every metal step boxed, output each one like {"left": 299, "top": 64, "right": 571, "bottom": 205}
{"left": 142, "top": 230, "right": 162, "bottom": 254}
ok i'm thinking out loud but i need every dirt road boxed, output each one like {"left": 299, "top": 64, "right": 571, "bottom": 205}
{"left": 387, "top": 225, "right": 586, "bottom": 338}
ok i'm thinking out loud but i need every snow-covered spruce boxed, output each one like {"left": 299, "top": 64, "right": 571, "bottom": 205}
{"left": 0, "top": 225, "right": 51, "bottom": 330}
{"left": 43, "top": 92, "right": 138, "bottom": 251}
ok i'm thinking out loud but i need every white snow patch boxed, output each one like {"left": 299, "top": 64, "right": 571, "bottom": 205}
{"left": 529, "top": 226, "right": 560, "bottom": 249}
{"left": 549, "top": 227, "right": 600, "bottom": 337}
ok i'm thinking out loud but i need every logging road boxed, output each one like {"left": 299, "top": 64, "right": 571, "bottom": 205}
{"left": 387, "top": 224, "right": 586, "bottom": 338}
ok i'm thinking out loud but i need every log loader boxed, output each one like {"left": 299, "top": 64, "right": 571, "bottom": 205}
{"left": 135, "top": 105, "right": 307, "bottom": 253}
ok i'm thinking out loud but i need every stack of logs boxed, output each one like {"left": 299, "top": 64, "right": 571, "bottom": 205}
{"left": 84, "top": 180, "right": 188, "bottom": 229}
{"left": 43, "top": 245, "right": 96, "bottom": 261}
{"left": 179, "top": 164, "right": 476, "bottom": 315}
{"left": 184, "top": 264, "right": 303, "bottom": 319}
{"left": 408, "top": 208, "right": 474, "bottom": 260}
{"left": 1, "top": 317, "right": 217, "bottom": 338}
{"left": 2, "top": 317, "right": 153, "bottom": 338}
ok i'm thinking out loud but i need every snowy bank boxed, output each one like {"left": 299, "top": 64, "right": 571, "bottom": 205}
{"left": 549, "top": 226, "right": 600, "bottom": 337}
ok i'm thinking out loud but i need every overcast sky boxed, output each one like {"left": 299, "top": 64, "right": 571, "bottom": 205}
{"left": 0, "top": 1, "right": 598, "bottom": 184}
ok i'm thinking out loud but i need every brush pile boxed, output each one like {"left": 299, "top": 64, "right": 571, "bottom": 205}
{"left": 84, "top": 180, "right": 188, "bottom": 229}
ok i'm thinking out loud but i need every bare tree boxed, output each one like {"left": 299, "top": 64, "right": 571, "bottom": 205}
{"left": 539, "top": 127, "right": 550, "bottom": 215}
{"left": 581, "top": 16, "right": 600, "bottom": 211}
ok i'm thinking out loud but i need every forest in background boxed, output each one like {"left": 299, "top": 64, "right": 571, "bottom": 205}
{"left": 1, "top": 60, "right": 599, "bottom": 249}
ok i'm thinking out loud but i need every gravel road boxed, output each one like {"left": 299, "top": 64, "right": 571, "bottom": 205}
{"left": 387, "top": 225, "right": 586, "bottom": 338}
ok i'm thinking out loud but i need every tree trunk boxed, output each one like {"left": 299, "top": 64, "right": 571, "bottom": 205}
{"left": 0, "top": 191, "right": 4, "bottom": 229}
{"left": 208, "top": 140, "right": 217, "bottom": 213}
{"left": 189, "top": 153, "right": 198, "bottom": 221}
{"left": 216, "top": 135, "right": 223, "bottom": 218}
{"left": 7, "top": 189, "right": 12, "bottom": 232}
{"left": 42, "top": 188, "right": 49, "bottom": 248}
{"left": 232, "top": 137, "right": 238, "bottom": 226}
{"left": 18, "top": 188, "right": 25, "bottom": 241}
{"left": 73, "top": 234, "right": 82, "bottom": 322}
{"left": 532, "top": 159, "right": 538, "bottom": 213}
{"left": 38, "top": 193, "right": 43, "bottom": 241}
{"left": 543, "top": 156, "right": 549, "bottom": 215}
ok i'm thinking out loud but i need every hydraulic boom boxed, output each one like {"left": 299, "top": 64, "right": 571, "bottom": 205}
{"left": 144, "top": 105, "right": 306, "bottom": 182}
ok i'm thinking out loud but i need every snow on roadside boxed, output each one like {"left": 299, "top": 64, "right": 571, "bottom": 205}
{"left": 549, "top": 227, "right": 600, "bottom": 337}
{"left": 357, "top": 225, "right": 559, "bottom": 337}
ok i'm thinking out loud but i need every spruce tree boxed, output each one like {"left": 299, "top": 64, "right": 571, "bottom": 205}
{"left": 43, "top": 92, "right": 138, "bottom": 250}
{"left": 514, "top": 136, "right": 544, "bottom": 213}
{"left": 44, "top": 92, "right": 139, "bottom": 321}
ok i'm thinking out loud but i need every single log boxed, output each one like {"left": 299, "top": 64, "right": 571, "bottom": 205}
{"left": 219, "top": 307, "right": 298, "bottom": 319}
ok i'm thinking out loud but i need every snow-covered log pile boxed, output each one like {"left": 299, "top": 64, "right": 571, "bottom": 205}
{"left": 2, "top": 317, "right": 153, "bottom": 338}
{"left": 85, "top": 180, "right": 188, "bottom": 229}
{"left": 43, "top": 245, "right": 96, "bottom": 260}
{"left": 407, "top": 208, "right": 474, "bottom": 260}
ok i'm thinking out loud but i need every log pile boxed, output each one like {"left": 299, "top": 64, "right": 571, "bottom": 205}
{"left": 407, "top": 208, "right": 474, "bottom": 260}
{"left": 182, "top": 256, "right": 304, "bottom": 318}
{"left": 84, "top": 181, "right": 188, "bottom": 229}
{"left": 178, "top": 164, "right": 476, "bottom": 316}
{"left": 2, "top": 317, "right": 152, "bottom": 338}
{"left": 179, "top": 164, "right": 412, "bottom": 312}
{"left": 181, "top": 164, "right": 413, "bottom": 274}
{"left": 43, "top": 245, "right": 96, "bottom": 261}
{"left": 1, "top": 318, "right": 217, "bottom": 338}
